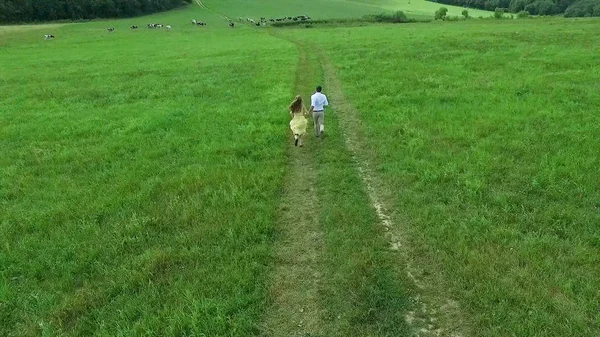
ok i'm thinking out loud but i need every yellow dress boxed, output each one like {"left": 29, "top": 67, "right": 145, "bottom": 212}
{"left": 289, "top": 106, "right": 308, "bottom": 136}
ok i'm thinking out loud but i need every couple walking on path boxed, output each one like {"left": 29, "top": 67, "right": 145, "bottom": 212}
{"left": 289, "top": 86, "right": 329, "bottom": 147}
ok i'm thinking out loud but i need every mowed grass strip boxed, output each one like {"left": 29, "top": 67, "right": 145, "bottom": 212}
{"left": 261, "top": 42, "right": 326, "bottom": 336}
{"left": 289, "top": 45, "right": 412, "bottom": 336}
{"left": 259, "top": 31, "right": 413, "bottom": 335}
{"left": 318, "top": 48, "right": 472, "bottom": 336}
{"left": 0, "top": 7, "right": 297, "bottom": 336}
{"left": 312, "top": 100, "right": 412, "bottom": 337}
{"left": 283, "top": 18, "right": 600, "bottom": 336}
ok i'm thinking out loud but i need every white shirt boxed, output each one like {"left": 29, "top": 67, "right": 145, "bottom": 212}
{"left": 311, "top": 92, "right": 329, "bottom": 112}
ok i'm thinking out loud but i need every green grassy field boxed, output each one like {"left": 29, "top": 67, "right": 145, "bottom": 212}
{"left": 0, "top": 7, "right": 297, "bottom": 336}
{"left": 203, "top": 0, "right": 492, "bottom": 20}
{"left": 1, "top": 1, "right": 599, "bottom": 336}
{"left": 281, "top": 18, "right": 600, "bottom": 336}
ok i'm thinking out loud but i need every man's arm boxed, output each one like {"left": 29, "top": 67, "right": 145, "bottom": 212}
{"left": 309, "top": 95, "right": 315, "bottom": 113}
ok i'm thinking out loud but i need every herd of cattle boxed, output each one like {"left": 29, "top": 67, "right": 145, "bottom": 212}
{"left": 190, "top": 19, "right": 207, "bottom": 26}
{"left": 106, "top": 24, "right": 172, "bottom": 32}
{"left": 144, "top": 23, "right": 172, "bottom": 29}
{"left": 43, "top": 14, "right": 311, "bottom": 38}
{"left": 236, "top": 15, "right": 311, "bottom": 27}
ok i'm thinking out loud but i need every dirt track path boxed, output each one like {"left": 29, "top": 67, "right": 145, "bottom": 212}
{"left": 261, "top": 44, "right": 326, "bottom": 337}
{"left": 318, "top": 52, "right": 471, "bottom": 337}
{"left": 180, "top": 0, "right": 477, "bottom": 327}
{"left": 261, "top": 142, "right": 325, "bottom": 336}
{"left": 262, "top": 30, "right": 471, "bottom": 335}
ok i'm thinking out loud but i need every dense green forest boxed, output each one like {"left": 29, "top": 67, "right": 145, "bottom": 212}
{"left": 0, "top": 0, "right": 191, "bottom": 23}
{"left": 429, "top": 0, "right": 600, "bottom": 16}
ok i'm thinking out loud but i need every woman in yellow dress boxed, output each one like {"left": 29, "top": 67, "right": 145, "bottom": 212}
{"left": 289, "top": 95, "right": 309, "bottom": 147}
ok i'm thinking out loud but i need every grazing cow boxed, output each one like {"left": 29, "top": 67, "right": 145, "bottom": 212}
{"left": 229, "top": 22, "right": 235, "bottom": 28}
{"left": 196, "top": 21, "right": 205, "bottom": 26}
{"left": 156, "top": 24, "right": 163, "bottom": 28}
{"left": 44, "top": 34, "right": 55, "bottom": 39}
{"left": 107, "top": 27, "right": 115, "bottom": 32}
{"left": 130, "top": 25, "right": 138, "bottom": 29}
{"left": 269, "top": 19, "right": 275, "bottom": 22}
{"left": 255, "top": 22, "right": 260, "bottom": 26}
{"left": 166, "top": 25, "right": 172, "bottom": 29}
{"left": 191, "top": 19, "right": 197, "bottom": 24}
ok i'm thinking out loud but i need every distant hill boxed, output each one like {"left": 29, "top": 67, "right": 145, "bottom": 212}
{"left": 0, "top": 0, "right": 191, "bottom": 23}
{"left": 200, "top": 0, "right": 492, "bottom": 20}
{"left": 428, "top": 0, "right": 600, "bottom": 16}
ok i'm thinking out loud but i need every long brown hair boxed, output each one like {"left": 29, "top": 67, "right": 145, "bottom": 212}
{"left": 289, "top": 95, "right": 303, "bottom": 113}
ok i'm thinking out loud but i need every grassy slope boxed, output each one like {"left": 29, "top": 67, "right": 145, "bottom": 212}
{"left": 346, "top": 0, "right": 492, "bottom": 18}
{"left": 282, "top": 18, "right": 600, "bottom": 336}
{"left": 0, "top": 6, "right": 298, "bottom": 336}
{"left": 203, "top": 0, "right": 491, "bottom": 20}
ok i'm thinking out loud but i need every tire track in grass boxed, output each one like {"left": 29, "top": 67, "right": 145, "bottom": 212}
{"left": 194, "top": 0, "right": 231, "bottom": 21}
{"left": 266, "top": 31, "right": 411, "bottom": 336}
{"left": 261, "top": 43, "right": 326, "bottom": 337}
{"left": 269, "top": 33, "right": 412, "bottom": 337}
{"left": 317, "top": 51, "right": 471, "bottom": 337}
{"left": 194, "top": 1, "right": 469, "bottom": 329}
{"left": 194, "top": 3, "right": 327, "bottom": 333}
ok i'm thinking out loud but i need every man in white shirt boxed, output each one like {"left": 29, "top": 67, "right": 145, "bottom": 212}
{"left": 309, "top": 85, "right": 329, "bottom": 137}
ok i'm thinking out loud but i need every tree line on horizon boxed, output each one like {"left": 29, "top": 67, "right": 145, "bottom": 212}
{"left": 0, "top": 0, "right": 192, "bottom": 23}
{"left": 1, "top": 0, "right": 598, "bottom": 23}
{"left": 430, "top": 0, "right": 600, "bottom": 16}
